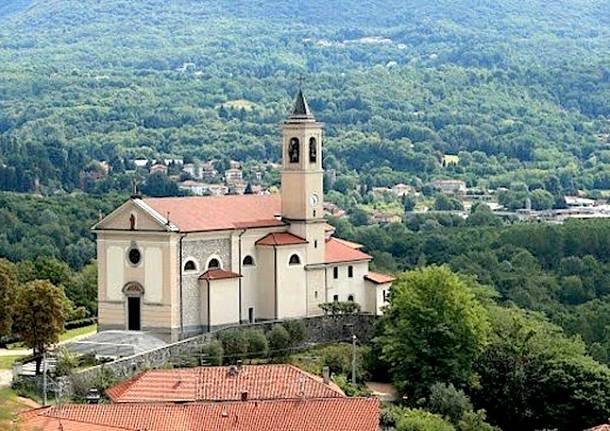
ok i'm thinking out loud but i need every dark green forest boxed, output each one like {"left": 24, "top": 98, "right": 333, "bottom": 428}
{"left": 1, "top": 0, "right": 610, "bottom": 194}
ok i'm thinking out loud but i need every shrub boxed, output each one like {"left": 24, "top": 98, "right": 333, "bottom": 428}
{"left": 283, "top": 320, "right": 307, "bottom": 346}
{"left": 427, "top": 383, "right": 473, "bottom": 425}
{"left": 201, "top": 340, "right": 224, "bottom": 366}
{"left": 321, "top": 344, "right": 352, "bottom": 375}
{"left": 266, "top": 325, "right": 291, "bottom": 359}
{"left": 393, "top": 407, "right": 455, "bottom": 431}
{"left": 55, "top": 347, "right": 79, "bottom": 376}
{"left": 319, "top": 301, "right": 361, "bottom": 315}
{"left": 217, "top": 329, "right": 248, "bottom": 363}
{"left": 245, "top": 329, "right": 268, "bottom": 358}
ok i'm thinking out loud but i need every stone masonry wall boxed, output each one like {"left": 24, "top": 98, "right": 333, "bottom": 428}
{"left": 72, "top": 314, "right": 376, "bottom": 389}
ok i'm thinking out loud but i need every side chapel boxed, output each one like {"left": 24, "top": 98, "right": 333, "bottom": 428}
{"left": 93, "top": 90, "right": 395, "bottom": 341}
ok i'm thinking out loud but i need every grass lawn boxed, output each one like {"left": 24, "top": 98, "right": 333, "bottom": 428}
{"left": 0, "top": 388, "right": 38, "bottom": 428}
{"left": 0, "top": 355, "right": 26, "bottom": 369}
{"left": 58, "top": 323, "right": 97, "bottom": 342}
{"left": 7, "top": 323, "right": 97, "bottom": 350}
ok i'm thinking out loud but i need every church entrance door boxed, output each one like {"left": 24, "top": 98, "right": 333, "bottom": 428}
{"left": 128, "top": 297, "right": 141, "bottom": 331}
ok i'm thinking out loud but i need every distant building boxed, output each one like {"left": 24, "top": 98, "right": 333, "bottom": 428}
{"left": 431, "top": 179, "right": 467, "bottom": 195}
{"left": 178, "top": 180, "right": 207, "bottom": 196}
{"left": 391, "top": 183, "right": 414, "bottom": 196}
{"left": 224, "top": 168, "right": 243, "bottom": 185}
{"left": 150, "top": 164, "right": 168, "bottom": 175}
{"left": 370, "top": 212, "right": 402, "bottom": 224}
{"left": 564, "top": 196, "right": 596, "bottom": 207}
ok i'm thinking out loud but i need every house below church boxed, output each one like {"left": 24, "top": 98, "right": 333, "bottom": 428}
{"left": 93, "top": 90, "right": 395, "bottom": 341}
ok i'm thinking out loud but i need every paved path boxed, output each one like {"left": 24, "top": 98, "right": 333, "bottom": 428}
{"left": 0, "top": 329, "right": 97, "bottom": 357}
{"left": 0, "top": 369, "right": 12, "bottom": 388}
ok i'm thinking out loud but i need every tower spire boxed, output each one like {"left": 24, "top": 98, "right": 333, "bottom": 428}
{"left": 289, "top": 77, "right": 314, "bottom": 121}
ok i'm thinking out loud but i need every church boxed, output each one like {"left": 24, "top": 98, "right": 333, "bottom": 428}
{"left": 93, "top": 90, "right": 395, "bottom": 341}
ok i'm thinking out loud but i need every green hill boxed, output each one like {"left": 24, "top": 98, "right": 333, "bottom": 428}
{"left": 0, "top": 0, "right": 609, "bottom": 193}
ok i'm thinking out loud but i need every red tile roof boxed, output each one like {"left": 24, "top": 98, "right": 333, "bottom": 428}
{"left": 142, "top": 195, "right": 284, "bottom": 232}
{"left": 332, "top": 237, "right": 364, "bottom": 249}
{"left": 199, "top": 269, "right": 242, "bottom": 281}
{"left": 106, "top": 364, "right": 343, "bottom": 403}
{"left": 364, "top": 272, "right": 396, "bottom": 284}
{"left": 325, "top": 238, "right": 372, "bottom": 264}
{"left": 588, "top": 425, "right": 610, "bottom": 431}
{"left": 256, "top": 232, "right": 308, "bottom": 246}
{"left": 18, "top": 398, "right": 380, "bottom": 431}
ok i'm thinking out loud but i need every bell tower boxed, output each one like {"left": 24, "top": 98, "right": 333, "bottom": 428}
{"left": 281, "top": 89, "right": 325, "bottom": 263}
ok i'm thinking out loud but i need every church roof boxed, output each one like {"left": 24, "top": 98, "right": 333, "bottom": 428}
{"left": 364, "top": 272, "right": 396, "bottom": 285}
{"left": 289, "top": 89, "right": 315, "bottom": 120}
{"left": 325, "top": 238, "right": 372, "bottom": 264}
{"left": 105, "top": 364, "right": 343, "bottom": 403}
{"left": 199, "top": 268, "right": 242, "bottom": 281}
{"left": 142, "top": 195, "right": 284, "bottom": 232}
{"left": 256, "top": 232, "right": 308, "bottom": 246}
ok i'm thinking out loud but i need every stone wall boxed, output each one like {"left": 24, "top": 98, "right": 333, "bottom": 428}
{"left": 181, "top": 237, "right": 232, "bottom": 332}
{"left": 72, "top": 314, "right": 376, "bottom": 390}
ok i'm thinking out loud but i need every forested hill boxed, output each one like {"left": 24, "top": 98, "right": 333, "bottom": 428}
{"left": 1, "top": 0, "right": 610, "bottom": 193}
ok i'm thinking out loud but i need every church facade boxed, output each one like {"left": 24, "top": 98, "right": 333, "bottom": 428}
{"left": 93, "top": 91, "right": 395, "bottom": 341}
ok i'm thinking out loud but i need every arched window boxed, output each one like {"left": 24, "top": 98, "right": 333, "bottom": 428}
{"left": 242, "top": 255, "right": 255, "bottom": 266}
{"left": 289, "top": 254, "right": 301, "bottom": 265}
{"left": 309, "top": 137, "right": 317, "bottom": 163}
{"left": 208, "top": 258, "right": 221, "bottom": 269}
{"left": 288, "top": 138, "right": 300, "bottom": 163}
{"left": 184, "top": 260, "right": 197, "bottom": 271}
{"left": 347, "top": 294, "right": 354, "bottom": 302}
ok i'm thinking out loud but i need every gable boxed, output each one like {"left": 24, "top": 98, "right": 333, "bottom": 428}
{"left": 93, "top": 199, "right": 172, "bottom": 232}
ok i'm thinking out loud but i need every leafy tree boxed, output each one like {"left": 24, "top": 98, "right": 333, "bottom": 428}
{"left": 434, "top": 195, "right": 464, "bottom": 211}
{"left": 380, "top": 266, "right": 490, "bottom": 398}
{"left": 217, "top": 329, "right": 248, "bottom": 363}
{"left": 200, "top": 340, "right": 224, "bottom": 366}
{"left": 13, "top": 280, "right": 66, "bottom": 374}
{"left": 266, "top": 324, "right": 291, "bottom": 359}
{"left": 403, "top": 195, "right": 417, "bottom": 212}
{"left": 529, "top": 189, "right": 554, "bottom": 210}
{"left": 473, "top": 306, "right": 610, "bottom": 430}
{"left": 427, "top": 383, "right": 473, "bottom": 425}
{"left": 0, "top": 259, "right": 17, "bottom": 338}
{"left": 244, "top": 329, "right": 268, "bottom": 358}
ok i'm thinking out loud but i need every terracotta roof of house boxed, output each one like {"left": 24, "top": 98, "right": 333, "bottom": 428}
{"left": 588, "top": 425, "right": 610, "bottom": 431}
{"left": 256, "top": 232, "right": 308, "bottom": 246}
{"left": 106, "top": 364, "right": 343, "bottom": 403}
{"left": 199, "top": 269, "right": 242, "bottom": 281}
{"left": 325, "top": 238, "right": 372, "bottom": 264}
{"left": 141, "top": 194, "right": 284, "bottom": 232}
{"left": 17, "top": 398, "right": 379, "bottom": 431}
{"left": 364, "top": 272, "right": 396, "bottom": 285}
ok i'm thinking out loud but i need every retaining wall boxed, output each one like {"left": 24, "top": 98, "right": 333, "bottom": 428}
{"left": 72, "top": 314, "right": 376, "bottom": 389}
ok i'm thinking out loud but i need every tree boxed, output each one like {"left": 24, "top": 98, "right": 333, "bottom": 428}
{"left": 529, "top": 189, "right": 554, "bottom": 210}
{"left": 379, "top": 266, "right": 490, "bottom": 398}
{"left": 0, "top": 259, "right": 17, "bottom": 339}
{"left": 403, "top": 195, "right": 417, "bottom": 212}
{"left": 427, "top": 383, "right": 473, "bottom": 425}
{"left": 14, "top": 280, "right": 66, "bottom": 374}
{"left": 434, "top": 195, "right": 463, "bottom": 211}
{"left": 473, "top": 306, "right": 610, "bottom": 430}
{"left": 141, "top": 172, "right": 181, "bottom": 197}
{"left": 217, "top": 329, "right": 248, "bottom": 363}
{"left": 266, "top": 324, "right": 291, "bottom": 359}
{"left": 244, "top": 329, "right": 268, "bottom": 358}
{"left": 350, "top": 207, "right": 369, "bottom": 226}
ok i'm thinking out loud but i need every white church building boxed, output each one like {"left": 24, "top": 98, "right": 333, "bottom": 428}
{"left": 93, "top": 91, "right": 395, "bottom": 341}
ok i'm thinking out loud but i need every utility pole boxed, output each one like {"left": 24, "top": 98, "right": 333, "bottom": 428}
{"left": 42, "top": 351, "right": 47, "bottom": 406}
{"left": 351, "top": 334, "right": 357, "bottom": 385}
